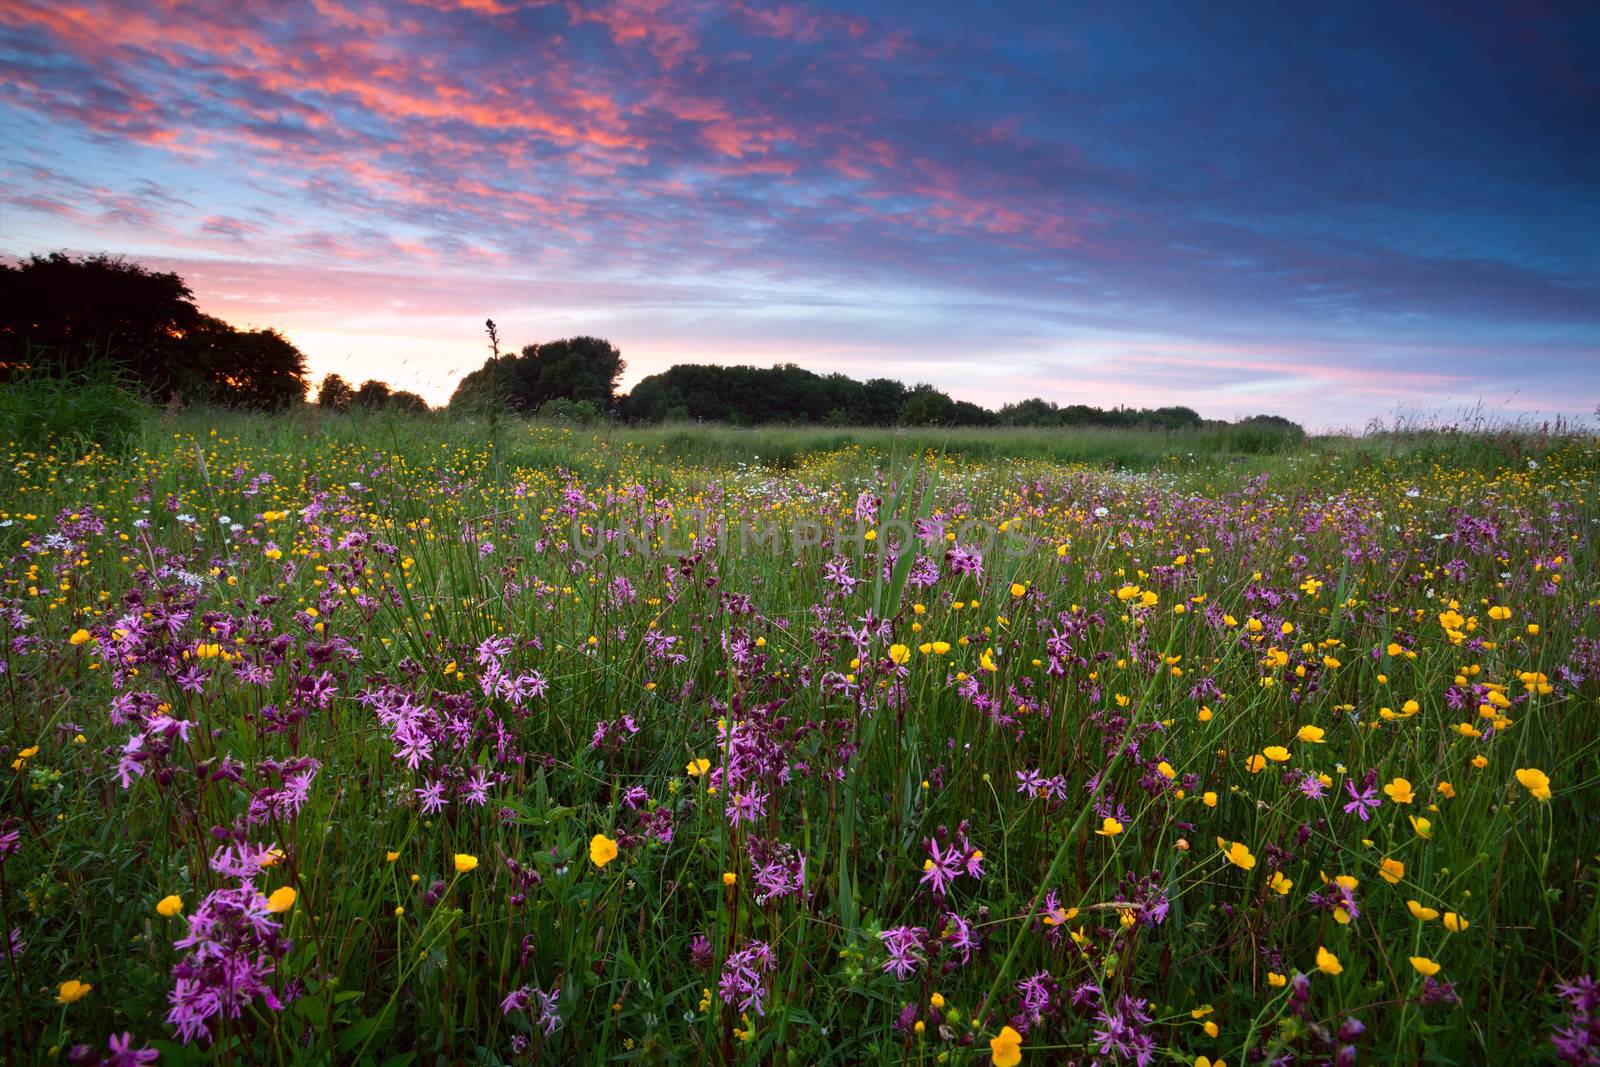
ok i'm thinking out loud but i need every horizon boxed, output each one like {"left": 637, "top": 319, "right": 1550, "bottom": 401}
{"left": 3, "top": 2, "right": 1596, "bottom": 431}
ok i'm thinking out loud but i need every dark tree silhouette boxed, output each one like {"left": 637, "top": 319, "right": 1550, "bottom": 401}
{"left": 0, "top": 252, "right": 308, "bottom": 409}
{"left": 317, "top": 373, "right": 354, "bottom": 411}
{"left": 387, "top": 389, "right": 429, "bottom": 414}
{"left": 352, "top": 379, "right": 393, "bottom": 409}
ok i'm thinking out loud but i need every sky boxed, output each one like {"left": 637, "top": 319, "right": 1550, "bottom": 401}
{"left": 2, "top": 0, "right": 1596, "bottom": 428}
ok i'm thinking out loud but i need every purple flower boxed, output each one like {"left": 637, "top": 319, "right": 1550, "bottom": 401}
{"left": 1342, "top": 773, "right": 1380, "bottom": 822}
{"left": 1093, "top": 993, "right": 1155, "bottom": 1065}
{"left": 718, "top": 939, "right": 775, "bottom": 1016}
{"left": 104, "top": 1031, "right": 159, "bottom": 1066}
{"left": 878, "top": 925, "right": 928, "bottom": 980}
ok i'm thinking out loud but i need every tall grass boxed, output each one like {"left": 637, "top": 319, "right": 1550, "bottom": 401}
{"left": 0, "top": 360, "right": 149, "bottom": 455}
{"left": 0, "top": 404, "right": 1595, "bottom": 1064}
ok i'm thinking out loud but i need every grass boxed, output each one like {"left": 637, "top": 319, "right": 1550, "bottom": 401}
{"left": 0, "top": 406, "right": 1596, "bottom": 1064}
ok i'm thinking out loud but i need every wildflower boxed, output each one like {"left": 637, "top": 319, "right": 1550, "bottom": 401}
{"left": 69, "top": 628, "right": 91, "bottom": 645}
{"left": 1217, "top": 838, "right": 1257, "bottom": 870}
{"left": 1443, "top": 912, "right": 1470, "bottom": 932}
{"left": 1009, "top": 582, "right": 1026, "bottom": 598}
{"left": 1408, "top": 900, "right": 1439, "bottom": 921}
{"left": 888, "top": 643, "right": 911, "bottom": 665}
{"left": 1379, "top": 858, "right": 1405, "bottom": 885}
{"left": 1343, "top": 776, "right": 1381, "bottom": 821}
{"left": 589, "top": 834, "right": 619, "bottom": 868}
{"left": 1410, "top": 816, "right": 1433, "bottom": 839}
{"left": 1551, "top": 975, "right": 1600, "bottom": 1063}
{"left": 1383, "top": 778, "right": 1414, "bottom": 804}
{"left": 454, "top": 853, "right": 479, "bottom": 874}
{"left": 1410, "top": 956, "right": 1442, "bottom": 977}
{"left": 1096, "top": 816, "right": 1124, "bottom": 837}
{"left": 157, "top": 894, "right": 183, "bottom": 917}
{"left": 57, "top": 979, "right": 92, "bottom": 1004}
{"left": 1269, "top": 871, "right": 1293, "bottom": 895}
{"left": 1316, "top": 946, "right": 1343, "bottom": 975}
{"left": 266, "top": 886, "right": 296, "bottom": 912}
{"left": 686, "top": 758, "right": 711, "bottom": 777}
{"left": 879, "top": 926, "right": 927, "bottom": 979}
{"left": 1297, "top": 725, "right": 1325, "bottom": 743}
{"left": 990, "top": 1024, "right": 1023, "bottom": 1067}
{"left": 103, "top": 1032, "right": 159, "bottom": 1065}
{"left": 1263, "top": 746, "right": 1290, "bottom": 763}
{"left": 1515, "top": 767, "right": 1552, "bottom": 801}
{"left": 386, "top": 850, "right": 400, "bottom": 862}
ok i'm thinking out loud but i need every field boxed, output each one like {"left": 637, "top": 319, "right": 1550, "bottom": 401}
{"left": 1, "top": 412, "right": 1596, "bottom": 1065}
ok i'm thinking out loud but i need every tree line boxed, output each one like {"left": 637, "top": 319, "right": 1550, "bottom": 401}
{"left": 2, "top": 254, "right": 1303, "bottom": 433}
{"left": 447, "top": 321, "right": 1302, "bottom": 433}
{"left": 1, "top": 253, "right": 309, "bottom": 410}
{"left": 0, "top": 253, "right": 436, "bottom": 415}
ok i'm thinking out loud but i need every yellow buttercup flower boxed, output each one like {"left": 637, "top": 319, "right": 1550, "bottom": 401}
{"left": 1383, "top": 777, "right": 1414, "bottom": 804}
{"left": 56, "top": 979, "right": 92, "bottom": 1004}
{"left": 590, "top": 833, "right": 619, "bottom": 868}
{"left": 266, "top": 886, "right": 297, "bottom": 912}
{"left": 156, "top": 894, "right": 183, "bottom": 917}
{"left": 1315, "top": 946, "right": 1342, "bottom": 975}
{"left": 1296, "top": 725, "right": 1325, "bottom": 743}
{"left": 1407, "top": 900, "right": 1439, "bottom": 921}
{"left": 453, "top": 853, "right": 479, "bottom": 874}
{"left": 69, "top": 628, "right": 91, "bottom": 645}
{"left": 686, "top": 758, "right": 712, "bottom": 777}
{"left": 1217, "top": 838, "right": 1256, "bottom": 871}
{"left": 1514, "top": 767, "right": 1552, "bottom": 801}
{"left": 1409, "top": 956, "right": 1442, "bottom": 977}
{"left": 989, "top": 1024, "right": 1023, "bottom": 1067}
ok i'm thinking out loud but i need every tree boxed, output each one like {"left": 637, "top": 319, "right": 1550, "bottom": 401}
{"left": 353, "top": 379, "right": 392, "bottom": 410}
{"left": 0, "top": 252, "right": 309, "bottom": 408}
{"left": 900, "top": 384, "right": 956, "bottom": 426}
{"left": 450, "top": 335, "right": 625, "bottom": 414}
{"left": 387, "top": 389, "right": 429, "bottom": 414}
{"left": 198, "top": 325, "right": 308, "bottom": 412}
{"left": 317, "top": 373, "right": 354, "bottom": 411}
{"left": 1, "top": 252, "right": 200, "bottom": 392}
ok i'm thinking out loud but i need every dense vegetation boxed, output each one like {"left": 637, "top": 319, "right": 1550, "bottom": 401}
{"left": 0, "top": 254, "right": 309, "bottom": 412}
{"left": 0, "top": 406, "right": 1595, "bottom": 1065}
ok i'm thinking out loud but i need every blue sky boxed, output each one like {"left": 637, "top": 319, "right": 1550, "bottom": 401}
{"left": 2, "top": 0, "right": 1595, "bottom": 425}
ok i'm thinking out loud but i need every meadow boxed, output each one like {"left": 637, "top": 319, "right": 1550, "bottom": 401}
{"left": 1, "top": 409, "right": 1596, "bottom": 1065}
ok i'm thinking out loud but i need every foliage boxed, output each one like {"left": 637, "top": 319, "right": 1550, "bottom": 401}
{"left": 0, "top": 410, "right": 1595, "bottom": 1065}
{"left": 620, "top": 364, "right": 1303, "bottom": 433}
{"left": 449, "top": 337, "right": 624, "bottom": 414}
{"left": 0, "top": 358, "right": 148, "bottom": 453}
{"left": 0, "top": 252, "right": 309, "bottom": 410}
{"left": 316, "top": 372, "right": 354, "bottom": 412}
